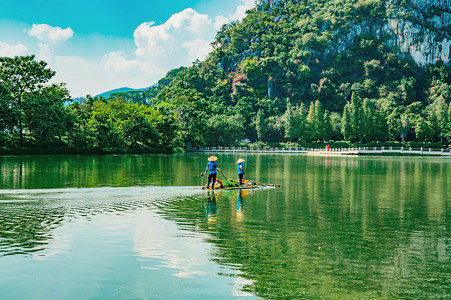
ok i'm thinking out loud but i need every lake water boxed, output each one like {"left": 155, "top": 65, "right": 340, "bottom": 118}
{"left": 0, "top": 154, "right": 450, "bottom": 299}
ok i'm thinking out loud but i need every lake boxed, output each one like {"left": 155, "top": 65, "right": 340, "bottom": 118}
{"left": 0, "top": 154, "right": 450, "bottom": 299}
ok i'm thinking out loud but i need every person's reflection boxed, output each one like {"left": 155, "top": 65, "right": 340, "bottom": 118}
{"left": 206, "top": 191, "right": 217, "bottom": 226}
{"left": 237, "top": 190, "right": 244, "bottom": 212}
{"left": 236, "top": 190, "right": 244, "bottom": 222}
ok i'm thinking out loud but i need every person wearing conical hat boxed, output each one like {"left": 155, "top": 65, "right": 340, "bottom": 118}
{"left": 237, "top": 158, "right": 245, "bottom": 187}
{"left": 202, "top": 156, "right": 220, "bottom": 189}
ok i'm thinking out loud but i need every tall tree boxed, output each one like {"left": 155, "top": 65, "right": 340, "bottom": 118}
{"left": 256, "top": 109, "right": 266, "bottom": 142}
{"left": 0, "top": 55, "right": 55, "bottom": 143}
{"left": 427, "top": 98, "right": 448, "bottom": 143}
{"left": 307, "top": 100, "right": 326, "bottom": 141}
{"left": 341, "top": 103, "right": 353, "bottom": 141}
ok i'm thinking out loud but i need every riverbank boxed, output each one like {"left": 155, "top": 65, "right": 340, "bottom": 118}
{"left": 0, "top": 143, "right": 175, "bottom": 156}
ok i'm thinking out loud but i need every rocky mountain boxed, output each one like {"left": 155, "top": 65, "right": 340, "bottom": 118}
{"left": 260, "top": 0, "right": 450, "bottom": 67}
{"left": 387, "top": 0, "right": 450, "bottom": 66}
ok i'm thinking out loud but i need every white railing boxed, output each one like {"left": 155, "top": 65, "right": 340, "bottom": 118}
{"left": 187, "top": 146, "right": 451, "bottom": 156}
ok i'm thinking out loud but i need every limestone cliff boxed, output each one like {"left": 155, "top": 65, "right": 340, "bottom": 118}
{"left": 258, "top": 0, "right": 451, "bottom": 67}
{"left": 387, "top": 0, "right": 450, "bottom": 66}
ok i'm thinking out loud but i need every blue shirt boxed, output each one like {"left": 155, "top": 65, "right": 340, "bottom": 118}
{"left": 206, "top": 161, "right": 218, "bottom": 174}
{"left": 237, "top": 162, "right": 244, "bottom": 175}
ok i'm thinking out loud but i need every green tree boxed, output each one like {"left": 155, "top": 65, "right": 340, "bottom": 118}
{"left": 156, "top": 87, "right": 208, "bottom": 146}
{"left": 329, "top": 112, "right": 343, "bottom": 140}
{"left": 0, "top": 82, "right": 17, "bottom": 132}
{"left": 22, "top": 84, "right": 72, "bottom": 145}
{"left": 427, "top": 97, "right": 448, "bottom": 143}
{"left": 341, "top": 103, "right": 354, "bottom": 141}
{"left": 66, "top": 99, "right": 167, "bottom": 153}
{"left": 284, "top": 102, "right": 302, "bottom": 142}
{"left": 323, "top": 109, "right": 332, "bottom": 141}
{"left": 307, "top": 100, "right": 326, "bottom": 141}
{"left": 256, "top": 109, "right": 266, "bottom": 142}
{"left": 0, "top": 55, "right": 55, "bottom": 143}
{"left": 414, "top": 116, "right": 434, "bottom": 142}
{"left": 206, "top": 114, "right": 245, "bottom": 146}
{"left": 362, "top": 99, "right": 387, "bottom": 142}
{"left": 398, "top": 113, "right": 411, "bottom": 143}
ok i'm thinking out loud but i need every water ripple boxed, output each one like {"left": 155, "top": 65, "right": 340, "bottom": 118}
{"left": 0, "top": 186, "right": 205, "bottom": 257}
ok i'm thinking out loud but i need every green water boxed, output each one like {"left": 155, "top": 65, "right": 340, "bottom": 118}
{"left": 0, "top": 154, "right": 450, "bottom": 299}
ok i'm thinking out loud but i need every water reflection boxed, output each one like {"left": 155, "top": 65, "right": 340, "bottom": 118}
{"left": 0, "top": 187, "right": 202, "bottom": 257}
{"left": 0, "top": 186, "right": 260, "bottom": 299}
{"left": 205, "top": 192, "right": 217, "bottom": 220}
{"left": 236, "top": 190, "right": 244, "bottom": 213}
{"left": 0, "top": 155, "right": 450, "bottom": 299}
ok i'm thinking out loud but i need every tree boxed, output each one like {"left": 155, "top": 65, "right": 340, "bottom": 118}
{"left": 362, "top": 99, "right": 387, "bottom": 142}
{"left": 206, "top": 114, "right": 245, "bottom": 146}
{"left": 398, "top": 113, "right": 411, "bottom": 143}
{"left": 156, "top": 86, "right": 209, "bottom": 146}
{"left": 323, "top": 109, "right": 332, "bottom": 141}
{"left": 414, "top": 116, "right": 434, "bottom": 142}
{"left": 284, "top": 102, "right": 299, "bottom": 142}
{"left": 307, "top": 100, "right": 326, "bottom": 141}
{"left": 341, "top": 103, "right": 353, "bottom": 141}
{"left": 0, "top": 82, "right": 17, "bottom": 132}
{"left": 0, "top": 55, "right": 55, "bottom": 143}
{"left": 427, "top": 97, "right": 448, "bottom": 143}
{"left": 22, "top": 83, "right": 72, "bottom": 145}
{"left": 256, "top": 109, "right": 267, "bottom": 142}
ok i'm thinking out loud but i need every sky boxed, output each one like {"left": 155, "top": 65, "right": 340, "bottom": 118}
{"left": 0, "top": 0, "right": 256, "bottom": 97}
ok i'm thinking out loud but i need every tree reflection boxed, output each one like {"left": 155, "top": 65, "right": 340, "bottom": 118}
{"left": 160, "top": 157, "right": 451, "bottom": 299}
{"left": 0, "top": 200, "right": 66, "bottom": 256}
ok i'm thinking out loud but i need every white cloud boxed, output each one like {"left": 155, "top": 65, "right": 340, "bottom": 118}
{"left": 214, "top": 0, "right": 256, "bottom": 29}
{"left": 182, "top": 39, "right": 212, "bottom": 61}
{"left": 232, "top": 0, "right": 256, "bottom": 20}
{"left": 37, "top": 42, "right": 53, "bottom": 62}
{"left": 0, "top": 42, "right": 28, "bottom": 57}
{"left": 25, "top": 1, "right": 257, "bottom": 97}
{"left": 102, "top": 7, "right": 217, "bottom": 87}
{"left": 50, "top": 55, "right": 155, "bottom": 97}
{"left": 27, "top": 24, "right": 74, "bottom": 44}
{"left": 133, "top": 8, "right": 215, "bottom": 61}
{"left": 103, "top": 51, "right": 142, "bottom": 74}
{"left": 214, "top": 15, "right": 230, "bottom": 30}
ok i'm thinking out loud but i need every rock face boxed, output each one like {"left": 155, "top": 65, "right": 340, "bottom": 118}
{"left": 388, "top": 18, "right": 450, "bottom": 66}
{"left": 258, "top": 0, "right": 451, "bottom": 66}
{"left": 386, "top": 0, "right": 451, "bottom": 66}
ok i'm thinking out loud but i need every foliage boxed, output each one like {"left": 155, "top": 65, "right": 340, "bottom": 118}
{"left": 22, "top": 83, "right": 72, "bottom": 145}
{"left": 0, "top": 55, "right": 55, "bottom": 143}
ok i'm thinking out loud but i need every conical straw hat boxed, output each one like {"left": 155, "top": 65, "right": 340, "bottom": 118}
{"left": 208, "top": 156, "right": 218, "bottom": 161}
{"left": 236, "top": 158, "right": 245, "bottom": 164}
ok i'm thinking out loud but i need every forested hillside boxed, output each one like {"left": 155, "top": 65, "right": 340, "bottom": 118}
{"left": 146, "top": 0, "right": 451, "bottom": 147}
{"left": 1, "top": 0, "right": 450, "bottom": 154}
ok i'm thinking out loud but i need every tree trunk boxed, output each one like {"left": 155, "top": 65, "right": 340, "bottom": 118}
{"left": 19, "top": 120, "right": 23, "bottom": 144}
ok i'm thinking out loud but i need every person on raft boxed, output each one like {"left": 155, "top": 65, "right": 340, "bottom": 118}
{"left": 237, "top": 158, "right": 245, "bottom": 186}
{"left": 202, "top": 156, "right": 220, "bottom": 189}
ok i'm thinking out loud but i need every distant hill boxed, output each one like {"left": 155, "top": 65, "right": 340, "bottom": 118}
{"left": 95, "top": 85, "right": 155, "bottom": 98}
{"left": 72, "top": 85, "right": 156, "bottom": 102}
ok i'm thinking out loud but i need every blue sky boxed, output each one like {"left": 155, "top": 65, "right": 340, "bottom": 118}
{"left": 0, "top": 0, "right": 256, "bottom": 97}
